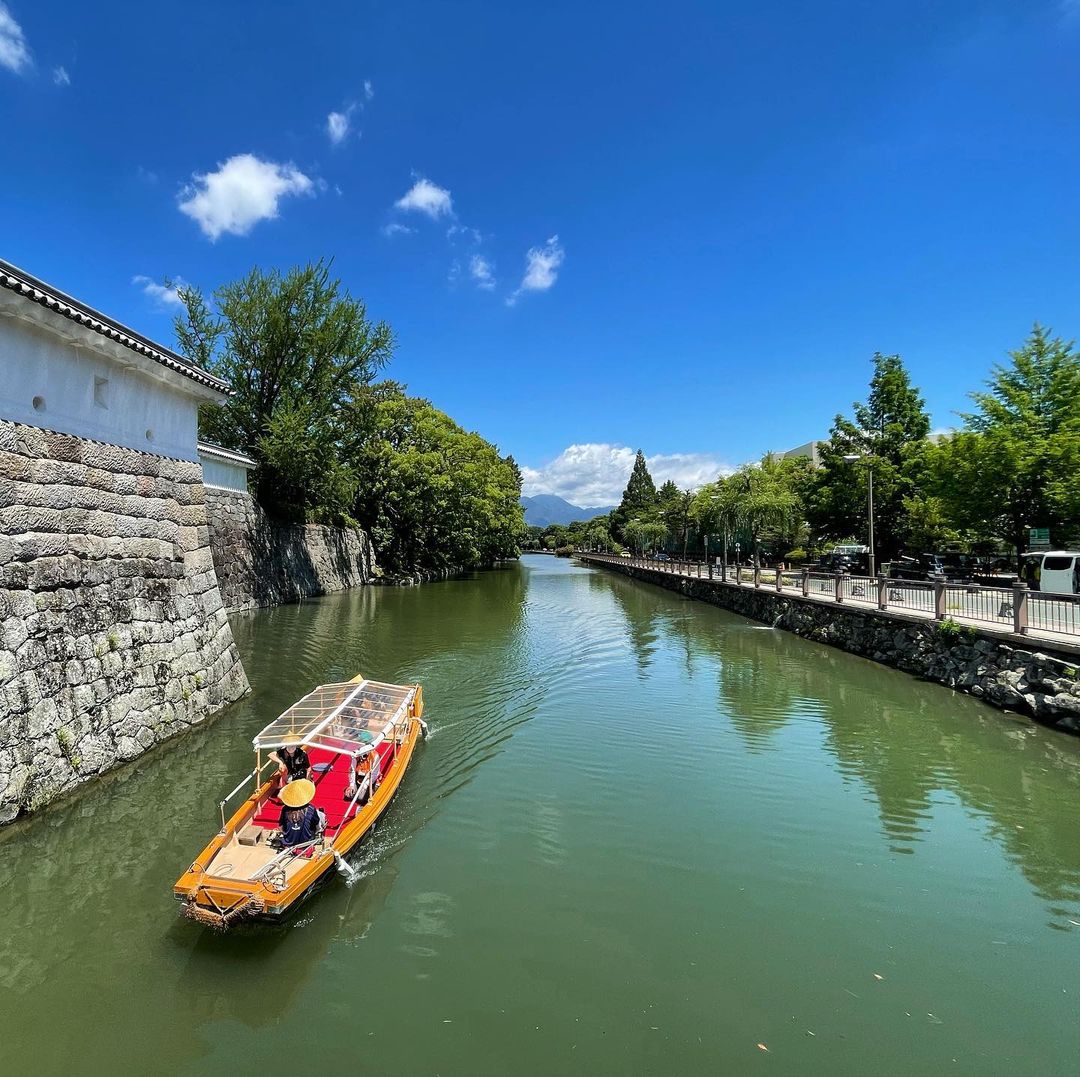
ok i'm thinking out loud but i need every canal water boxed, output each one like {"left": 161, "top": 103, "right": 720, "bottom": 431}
{"left": 1, "top": 554, "right": 1079, "bottom": 1075}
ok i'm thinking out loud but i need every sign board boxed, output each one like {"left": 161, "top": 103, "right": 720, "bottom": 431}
{"left": 1028, "top": 527, "right": 1050, "bottom": 550}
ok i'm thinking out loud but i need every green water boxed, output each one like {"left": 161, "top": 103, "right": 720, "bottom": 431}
{"left": 2, "top": 555, "right": 1079, "bottom": 1076}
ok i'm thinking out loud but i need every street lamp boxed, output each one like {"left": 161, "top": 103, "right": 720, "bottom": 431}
{"left": 843, "top": 453, "right": 875, "bottom": 578}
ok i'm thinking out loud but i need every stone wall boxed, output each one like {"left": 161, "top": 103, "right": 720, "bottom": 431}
{"left": 583, "top": 557, "right": 1080, "bottom": 735}
{"left": 0, "top": 421, "right": 250, "bottom": 823}
{"left": 204, "top": 487, "right": 375, "bottom": 612}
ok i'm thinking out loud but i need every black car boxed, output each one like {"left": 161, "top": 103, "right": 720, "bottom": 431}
{"left": 888, "top": 554, "right": 947, "bottom": 582}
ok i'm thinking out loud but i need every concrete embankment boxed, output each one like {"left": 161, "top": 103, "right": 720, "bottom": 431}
{"left": 0, "top": 421, "right": 249, "bottom": 824}
{"left": 579, "top": 554, "right": 1080, "bottom": 735}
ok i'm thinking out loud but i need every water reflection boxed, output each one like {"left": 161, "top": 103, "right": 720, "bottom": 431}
{"left": 612, "top": 566, "right": 1080, "bottom": 919}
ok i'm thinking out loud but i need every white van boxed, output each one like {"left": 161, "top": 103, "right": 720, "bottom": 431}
{"left": 1021, "top": 551, "right": 1080, "bottom": 594}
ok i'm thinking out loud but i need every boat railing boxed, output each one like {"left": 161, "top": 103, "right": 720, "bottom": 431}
{"left": 219, "top": 757, "right": 278, "bottom": 831}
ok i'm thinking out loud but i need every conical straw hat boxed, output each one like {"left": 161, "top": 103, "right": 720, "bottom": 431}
{"left": 279, "top": 778, "right": 315, "bottom": 808}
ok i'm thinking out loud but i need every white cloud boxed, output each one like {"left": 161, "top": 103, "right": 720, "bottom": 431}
{"left": 507, "top": 235, "right": 564, "bottom": 305}
{"left": 394, "top": 175, "right": 453, "bottom": 219}
{"left": 381, "top": 221, "right": 415, "bottom": 237}
{"left": 178, "top": 154, "right": 315, "bottom": 240}
{"left": 132, "top": 275, "right": 186, "bottom": 309}
{"left": 0, "top": 3, "right": 31, "bottom": 74}
{"left": 52, "top": 65, "right": 69, "bottom": 86}
{"left": 326, "top": 104, "right": 357, "bottom": 145}
{"left": 364, "top": 79, "right": 374, "bottom": 100}
{"left": 470, "top": 254, "right": 495, "bottom": 290}
{"left": 447, "top": 222, "right": 482, "bottom": 244}
{"left": 521, "top": 443, "right": 731, "bottom": 506}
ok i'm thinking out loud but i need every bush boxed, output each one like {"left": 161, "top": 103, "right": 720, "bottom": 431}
{"left": 784, "top": 547, "right": 808, "bottom": 564}
{"left": 554, "top": 545, "right": 575, "bottom": 557}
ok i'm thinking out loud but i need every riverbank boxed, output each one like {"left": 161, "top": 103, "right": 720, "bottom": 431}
{"left": 577, "top": 553, "right": 1080, "bottom": 735}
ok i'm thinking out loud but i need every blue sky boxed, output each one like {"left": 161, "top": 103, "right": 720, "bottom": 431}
{"left": 3, "top": 1, "right": 1080, "bottom": 504}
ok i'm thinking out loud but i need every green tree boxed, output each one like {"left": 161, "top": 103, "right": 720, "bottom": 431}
{"left": 807, "top": 353, "right": 930, "bottom": 561}
{"left": 926, "top": 326, "right": 1080, "bottom": 564}
{"left": 661, "top": 488, "right": 696, "bottom": 557}
{"left": 711, "top": 453, "right": 805, "bottom": 564}
{"left": 350, "top": 385, "right": 525, "bottom": 571}
{"left": 611, "top": 450, "right": 658, "bottom": 541}
{"left": 175, "top": 260, "right": 393, "bottom": 520}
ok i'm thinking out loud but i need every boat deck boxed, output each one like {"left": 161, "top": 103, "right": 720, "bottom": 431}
{"left": 205, "top": 742, "right": 399, "bottom": 883}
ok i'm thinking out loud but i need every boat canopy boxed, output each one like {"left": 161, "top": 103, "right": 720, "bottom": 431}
{"left": 252, "top": 680, "right": 416, "bottom": 757}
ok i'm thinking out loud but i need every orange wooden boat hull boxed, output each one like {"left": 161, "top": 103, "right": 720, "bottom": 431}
{"left": 174, "top": 714, "right": 422, "bottom": 927}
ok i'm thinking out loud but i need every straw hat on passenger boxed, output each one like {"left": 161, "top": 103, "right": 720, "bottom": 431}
{"left": 279, "top": 778, "right": 316, "bottom": 808}
{"left": 282, "top": 733, "right": 302, "bottom": 746}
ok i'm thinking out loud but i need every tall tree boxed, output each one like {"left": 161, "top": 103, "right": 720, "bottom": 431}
{"left": 926, "top": 326, "right": 1080, "bottom": 564}
{"left": 807, "top": 353, "right": 930, "bottom": 561}
{"left": 610, "top": 450, "right": 658, "bottom": 541}
{"left": 175, "top": 260, "right": 393, "bottom": 520}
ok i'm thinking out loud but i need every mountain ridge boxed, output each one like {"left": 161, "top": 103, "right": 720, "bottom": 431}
{"left": 520, "top": 494, "right": 617, "bottom": 527}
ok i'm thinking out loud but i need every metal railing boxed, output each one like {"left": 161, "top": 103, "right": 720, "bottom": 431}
{"left": 575, "top": 551, "right": 1080, "bottom": 642}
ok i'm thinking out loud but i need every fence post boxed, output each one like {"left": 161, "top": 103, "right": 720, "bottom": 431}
{"left": 802, "top": 567, "right": 809, "bottom": 597}
{"left": 753, "top": 564, "right": 761, "bottom": 588}
{"left": 1012, "top": 582, "right": 1029, "bottom": 635}
{"left": 835, "top": 573, "right": 844, "bottom": 603}
{"left": 775, "top": 567, "right": 782, "bottom": 593}
{"left": 933, "top": 580, "right": 946, "bottom": 620}
{"left": 708, "top": 557, "right": 713, "bottom": 580}
{"left": 877, "top": 575, "right": 887, "bottom": 611}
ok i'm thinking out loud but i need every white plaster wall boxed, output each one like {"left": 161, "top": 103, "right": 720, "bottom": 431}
{"left": 200, "top": 455, "right": 250, "bottom": 492}
{"left": 0, "top": 316, "right": 201, "bottom": 461}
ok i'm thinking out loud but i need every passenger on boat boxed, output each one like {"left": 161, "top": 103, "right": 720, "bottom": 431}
{"left": 344, "top": 750, "right": 380, "bottom": 803}
{"left": 276, "top": 779, "right": 324, "bottom": 849}
{"left": 271, "top": 734, "right": 311, "bottom": 783}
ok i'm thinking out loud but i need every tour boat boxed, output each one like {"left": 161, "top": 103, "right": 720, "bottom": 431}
{"left": 174, "top": 675, "right": 426, "bottom": 927}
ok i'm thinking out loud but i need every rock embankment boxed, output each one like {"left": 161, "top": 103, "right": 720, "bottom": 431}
{"left": 204, "top": 487, "right": 376, "bottom": 612}
{"left": 0, "top": 421, "right": 249, "bottom": 824}
{"left": 585, "top": 557, "right": 1080, "bottom": 735}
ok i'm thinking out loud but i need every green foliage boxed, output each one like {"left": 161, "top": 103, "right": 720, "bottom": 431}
{"left": 925, "top": 325, "right": 1080, "bottom": 564}
{"left": 936, "top": 618, "right": 976, "bottom": 643}
{"left": 807, "top": 353, "right": 930, "bottom": 560}
{"left": 350, "top": 385, "right": 525, "bottom": 572}
{"left": 177, "top": 262, "right": 521, "bottom": 573}
{"left": 176, "top": 260, "right": 393, "bottom": 521}
{"left": 554, "top": 545, "right": 575, "bottom": 557}
{"left": 706, "top": 453, "right": 807, "bottom": 561}
{"left": 610, "top": 450, "right": 658, "bottom": 541}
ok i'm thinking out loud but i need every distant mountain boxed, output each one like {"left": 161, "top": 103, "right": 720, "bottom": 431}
{"left": 520, "top": 494, "right": 617, "bottom": 527}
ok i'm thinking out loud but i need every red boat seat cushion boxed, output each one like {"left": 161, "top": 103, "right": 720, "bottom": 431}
{"left": 250, "top": 742, "right": 398, "bottom": 833}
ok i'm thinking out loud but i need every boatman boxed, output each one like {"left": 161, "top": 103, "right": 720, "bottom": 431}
{"left": 276, "top": 779, "right": 324, "bottom": 850}
{"left": 271, "top": 733, "right": 311, "bottom": 784}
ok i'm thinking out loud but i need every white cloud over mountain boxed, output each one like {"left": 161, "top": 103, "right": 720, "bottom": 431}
{"left": 178, "top": 154, "right": 315, "bottom": 240}
{"left": 521, "top": 443, "right": 731, "bottom": 506}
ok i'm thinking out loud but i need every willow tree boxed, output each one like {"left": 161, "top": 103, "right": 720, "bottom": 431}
{"left": 713, "top": 453, "right": 805, "bottom": 564}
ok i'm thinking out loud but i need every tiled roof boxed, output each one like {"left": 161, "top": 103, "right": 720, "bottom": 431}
{"left": 197, "top": 441, "right": 257, "bottom": 468}
{"left": 0, "top": 258, "right": 231, "bottom": 395}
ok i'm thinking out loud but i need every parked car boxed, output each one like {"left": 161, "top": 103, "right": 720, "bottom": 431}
{"left": 1021, "top": 551, "right": 1080, "bottom": 594}
{"left": 653, "top": 552, "right": 671, "bottom": 562}
{"left": 888, "top": 554, "right": 948, "bottom": 582}
{"left": 814, "top": 551, "right": 870, "bottom": 575}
